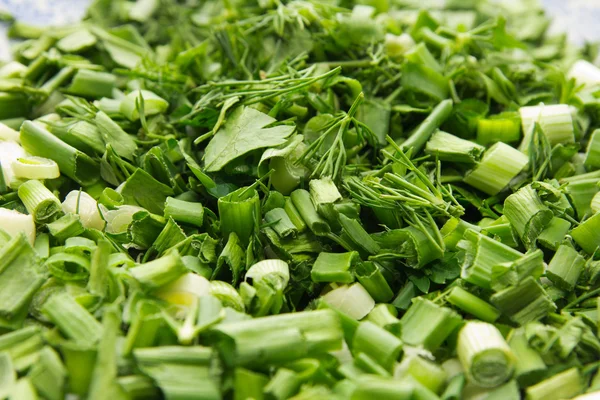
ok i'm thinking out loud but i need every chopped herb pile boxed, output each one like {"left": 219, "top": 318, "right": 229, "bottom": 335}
{"left": 1, "top": 0, "right": 600, "bottom": 399}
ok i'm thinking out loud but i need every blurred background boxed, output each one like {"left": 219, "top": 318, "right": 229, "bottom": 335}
{"left": 0, "top": 0, "right": 598, "bottom": 60}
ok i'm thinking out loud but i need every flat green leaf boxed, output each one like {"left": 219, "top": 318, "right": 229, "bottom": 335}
{"left": 204, "top": 106, "right": 295, "bottom": 172}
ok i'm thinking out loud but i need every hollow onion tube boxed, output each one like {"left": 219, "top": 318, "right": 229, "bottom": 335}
{"left": 18, "top": 179, "right": 64, "bottom": 224}
{"left": 399, "top": 298, "right": 462, "bottom": 351}
{"left": 352, "top": 321, "right": 403, "bottom": 370}
{"left": 457, "top": 321, "right": 515, "bottom": 388}
{"left": 546, "top": 244, "right": 585, "bottom": 291}
{"left": 11, "top": 156, "right": 60, "bottom": 180}
{"left": 401, "top": 99, "right": 453, "bottom": 154}
{"left": 463, "top": 142, "right": 529, "bottom": 195}
{"left": 503, "top": 184, "right": 553, "bottom": 248}
{"left": 571, "top": 212, "right": 600, "bottom": 254}
{"left": 447, "top": 286, "right": 500, "bottom": 323}
{"left": 519, "top": 104, "right": 575, "bottom": 150}
{"left": 218, "top": 186, "right": 261, "bottom": 247}
{"left": 425, "top": 130, "right": 485, "bottom": 163}
{"left": 61, "top": 190, "right": 105, "bottom": 230}
{"left": 311, "top": 251, "right": 358, "bottom": 283}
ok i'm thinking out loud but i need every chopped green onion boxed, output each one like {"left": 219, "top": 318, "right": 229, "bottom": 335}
{"left": 490, "top": 277, "right": 556, "bottom": 324}
{"left": 568, "top": 60, "right": 600, "bottom": 87}
{"left": 47, "top": 214, "right": 85, "bottom": 242}
{"left": 537, "top": 217, "right": 571, "bottom": 250}
{"left": 563, "top": 178, "right": 599, "bottom": 218}
{"left": 457, "top": 321, "right": 515, "bottom": 388}
{"left": 571, "top": 212, "right": 600, "bottom": 254}
{"left": 425, "top": 130, "right": 485, "bottom": 163}
{"left": 400, "top": 298, "right": 462, "bottom": 351}
{"left": 321, "top": 283, "right": 375, "bottom": 320}
{"left": 120, "top": 89, "right": 169, "bottom": 121}
{"left": 18, "top": 179, "right": 63, "bottom": 223}
{"left": 401, "top": 62, "right": 449, "bottom": 102}
{"left": 28, "top": 346, "right": 67, "bottom": 400}
{"left": 210, "top": 280, "right": 245, "bottom": 312}
{"left": 366, "top": 304, "right": 401, "bottom": 335}
{"left": 584, "top": 129, "right": 600, "bottom": 168}
{"left": 42, "top": 292, "right": 102, "bottom": 345}
{"left": 164, "top": 196, "right": 204, "bottom": 228}
{"left": 265, "top": 207, "right": 298, "bottom": 239}
{"left": 458, "top": 229, "right": 523, "bottom": 289}
{"left": 508, "top": 328, "right": 546, "bottom": 387}
{"left": 219, "top": 186, "right": 261, "bottom": 247}
{"left": 129, "top": 250, "right": 187, "bottom": 290}
{"left": 12, "top": 156, "right": 59, "bottom": 180}
{"left": 352, "top": 321, "right": 403, "bottom": 370}
{"left": 477, "top": 113, "right": 521, "bottom": 146}
{"left": 464, "top": 142, "right": 529, "bottom": 195}
{"left": 283, "top": 197, "right": 307, "bottom": 233}
{"left": 355, "top": 261, "right": 393, "bottom": 302}
{"left": 20, "top": 121, "right": 99, "bottom": 186}
{"left": 290, "top": 189, "right": 331, "bottom": 236}
{"left": 396, "top": 355, "right": 447, "bottom": 394}
{"left": 490, "top": 249, "right": 545, "bottom": 291}
{"left": 504, "top": 184, "right": 553, "bottom": 248}
{"left": 519, "top": 104, "right": 575, "bottom": 149}
{"left": 95, "top": 111, "right": 137, "bottom": 160}
{"left": 525, "top": 367, "right": 583, "bottom": 400}
{"left": 546, "top": 244, "right": 585, "bottom": 291}
{"left": 0, "top": 208, "right": 35, "bottom": 244}
{"left": 401, "top": 99, "right": 453, "bottom": 154}
{"left": 61, "top": 190, "right": 105, "bottom": 230}
{"left": 155, "top": 272, "right": 210, "bottom": 306}
{"left": 311, "top": 251, "right": 358, "bottom": 283}
{"left": 447, "top": 286, "right": 501, "bottom": 323}
{"left": 67, "top": 69, "right": 116, "bottom": 98}
{"left": 56, "top": 28, "right": 97, "bottom": 53}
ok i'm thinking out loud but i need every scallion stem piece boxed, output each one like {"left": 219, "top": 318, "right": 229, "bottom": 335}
{"left": 129, "top": 250, "right": 187, "bottom": 290}
{"left": 20, "top": 121, "right": 99, "bottom": 186}
{"left": 352, "top": 321, "right": 403, "bottom": 370}
{"left": 508, "top": 328, "right": 546, "bottom": 387}
{"left": 66, "top": 69, "right": 116, "bottom": 98}
{"left": 42, "top": 292, "right": 102, "bottom": 345}
{"left": 477, "top": 113, "right": 521, "bottom": 145}
{"left": 525, "top": 367, "right": 583, "bottom": 400}
{"left": 164, "top": 196, "right": 204, "bottom": 228}
{"left": 264, "top": 207, "right": 297, "bottom": 239}
{"left": 457, "top": 321, "right": 515, "bottom": 388}
{"left": 12, "top": 156, "right": 59, "bottom": 180}
{"left": 401, "top": 99, "right": 453, "bottom": 154}
{"left": 546, "top": 244, "right": 585, "bottom": 291}
{"left": 463, "top": 142, "right": 529, "bottom": 195}
{"left": 290, "top": 189, "right": 330, "bottom": 236}
{"left": 120, "top": 90, "right": 169, "bottom": 121}
{"left": 0, "top": 208, "right": 35, "bottom": 244}
{"left": 537, "top": 217, "right": 571, "bottom": 250}
{"left": 490, "top": 277, "right": 556, "bottom": 324}
{"left": 18, "top": 179, "right": 63, "bottom": 223}
{"left": 584, "top": 129, "right": 600, "bottom": 168}
{"left": 321, "top": 282, "right": 375, "bottom": 320}
{"left": 218, "top": 186, "right": 261, "bottom": 247}
{"left": 400, "top": 298, "right": 462, "bottom": 351}
{"left": 503, "top": 184, "right": 553, "bottom": 248}
{"left": 519, "top": 104, "right": 575, "bottom": 150}
{"left": 355, "top": 261, "right": 393, "bottom": 303}
{"left": 458, "top": 229, "right": 523, "bottom": 289}
{"left": 425, "top": 130, "right": 485, "bottom": 163}
{"left": 311, "top": 251, "right": 358, "bottom": 283}
{"left": 571, "top": 212, "right": 600, "bottom": 254}
{"left": 447, "top": 286, "right": 500, "bottom": 323}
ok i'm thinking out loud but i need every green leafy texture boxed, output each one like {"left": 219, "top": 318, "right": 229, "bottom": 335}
{"left": 204, "top": 106, "right": 295, "bottom": 172}
{"left": 119, "top": 168, "right": 174, "bottom": 215}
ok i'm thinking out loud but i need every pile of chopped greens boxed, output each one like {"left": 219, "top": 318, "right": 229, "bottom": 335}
{"left": 2, "top": 0, "right": 600, "bottom": 399}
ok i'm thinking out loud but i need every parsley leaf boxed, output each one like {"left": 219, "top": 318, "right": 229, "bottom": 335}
{"left": 203, "top": 106, "right": 295, "bottom": 172}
